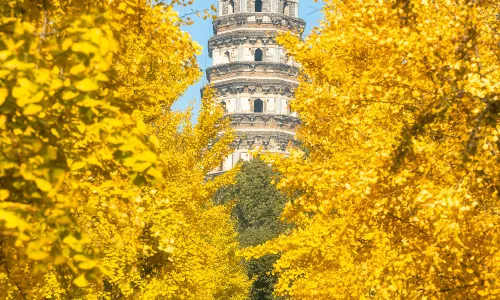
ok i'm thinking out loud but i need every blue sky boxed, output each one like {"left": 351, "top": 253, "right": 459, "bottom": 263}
{"left": 172, "top": 0, "right": 324, "bottom": 118}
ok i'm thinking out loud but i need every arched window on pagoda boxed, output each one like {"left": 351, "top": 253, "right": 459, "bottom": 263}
{"left": 254, "top": 99, "right": 264, "bottom": 113}
{"left": 221, "top": 100, "right": 227, "bottom": 113}
{"left": 228, "top": 0, "right": 234, "bottom": 14}
{"left": 254, "top": 48, "right": 263, "bottom": 61}
{"left": 255, "top": 0, "right": 263, "bottom": 12}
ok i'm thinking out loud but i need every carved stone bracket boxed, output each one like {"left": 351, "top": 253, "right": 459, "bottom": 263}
{"left": 224, "top": 113, "right": 301, "bottom": 130}
{"left": 236, "top": 15, "right": 247, "bottom": 25}
{"left": 231, "top": 116, "right": 243, "bottom": 126}
{"left": 209, "top": 78, "right": 297, "bottom": 97}
{"left": 229, "top": 129, "right": 300, "bottom": 152}
{"left": 247, "top": 86, "right": 257, "bottom": 94}
{"left": 206, "top": 61, "right": 300, "bottom": 82}
{"left": 209, "top": 31, "right": 278, "bottom": 57}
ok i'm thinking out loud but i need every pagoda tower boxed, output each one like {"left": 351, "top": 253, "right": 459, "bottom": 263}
{"left": 207, "top": 0, "right": 305, "bottom": 172}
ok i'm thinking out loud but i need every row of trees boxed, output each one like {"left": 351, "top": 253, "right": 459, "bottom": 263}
{"left": 0, "top": 1, "right": 249, "bottom": 299}
{"left": 243, "top": 0, "right": 500, "bottom": 299}
{"left": 1, "top": 0, "right": 500, "bottom": 299}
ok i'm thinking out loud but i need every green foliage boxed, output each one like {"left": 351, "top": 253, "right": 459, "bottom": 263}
{"left": 216, "top": 158, "right": 290, "bottom": 300}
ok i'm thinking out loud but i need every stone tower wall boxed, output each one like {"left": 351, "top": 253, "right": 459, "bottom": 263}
{"left": 209, "top": 0, "right": 304, "bottom": 172}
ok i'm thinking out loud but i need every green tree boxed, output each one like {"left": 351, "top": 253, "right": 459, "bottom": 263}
{"left": 216, "top": 158, "right": 290, "bottom": 300}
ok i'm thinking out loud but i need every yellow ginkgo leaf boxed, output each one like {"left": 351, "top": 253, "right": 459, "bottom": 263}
{"left": 0, "top": 88, "right": 7, "bottom": 106}
{"left": 35, "top": 178, "right": 52, "bottom": 192}
{"left": 0, "top": 189, "right": 9, "bottom": 201}
{"left": 141, "top": 151, "right": 158, "bottom": 162}
{"left": 146, "top": 167, "right": 162, "bottom": 179}
{"left": 73, "top": 275, "right": 89, "bottom": 288}
{"left": 51, "top": 128, "right": 60, "bottom": 138}
{"left": 63, "top": 235, "right": 83, "bottom": 252}
{"left": 70, "top": 64, "right": 86, "bottom": 75}
{"left": 74, "top": 78, "right": 98, "bottom": 92}
{"left": 62, "top": 38, "right": 73, "bottom": 50}
{"left": 71, "top": 161, "right": 87, "bottom": 171}
{"left": 27, "top": 250, "right": 50, "bottom": 261}
{"left": 62, "top": 90, "right": 79, "bottom": 100}
{"left": 22, "top": 22, "right": 35, "bottom": 33}
{"left": 76, "top": 123, "right": 86, "bottom": 133}
{"left": 17, "top": 91, "right": 44, "bottom": 107}
{"left": 71, "top": 42, "right": 97, "bottom": 54}
{"left": 23, "top": 104, "right": 43, "bottom": 116}
{"left": 73, "top": 254, "right": 89, "bottom": 262}
{"left": 78, "top": 260, "right": 97, "bottom": 270}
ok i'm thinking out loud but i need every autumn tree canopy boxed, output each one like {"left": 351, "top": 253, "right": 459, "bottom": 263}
{"left": 3, "top": 0, "right": 500, "bottom": 299}
{"left": 0, "top": 0, "right": 249, "bottom": 299}
{"left": 244, "top": 0, "right": 500, "bottom": 299}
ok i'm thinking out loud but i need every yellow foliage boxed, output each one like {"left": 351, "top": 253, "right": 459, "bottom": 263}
{"left": 243, "top": 0, "right": 500, "bottom": 299}
{"left": 0, "top": 0, "right": 249, "bottom": 299}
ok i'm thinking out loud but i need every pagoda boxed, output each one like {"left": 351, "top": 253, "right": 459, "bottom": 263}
{"left": 207, "top": 0, "right": 305, "bottom": 171}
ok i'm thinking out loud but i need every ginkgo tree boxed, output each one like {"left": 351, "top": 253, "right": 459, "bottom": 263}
{"left": 243, "top": 0, "right": 500, "bottom": 299}
{"left": 0, "top": 0, "right": 249, "bottom": 299}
